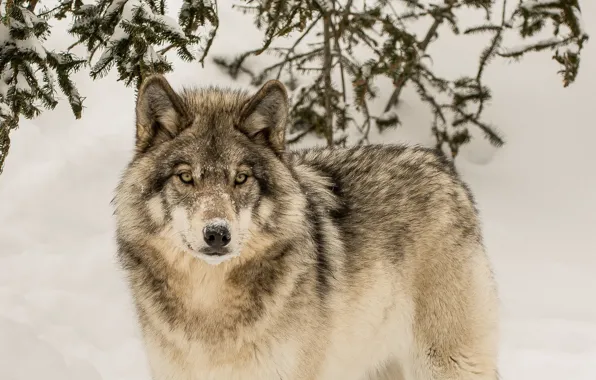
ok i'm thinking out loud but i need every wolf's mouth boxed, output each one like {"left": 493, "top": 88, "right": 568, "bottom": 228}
{"left": 180, "top": 235, "right": 236, "bottom": 265}
{"left": 199, "top": 248, "right": 231, "bottom": 257}
{"left": 181, "top": 236, "right": 229, "bottom": 256}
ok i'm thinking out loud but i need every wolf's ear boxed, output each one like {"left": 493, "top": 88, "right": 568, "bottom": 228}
{"left": 237, "top": 80, "right": 288, "bottom": 155}
{"left": 135, "top": 75, "right": 189, "bottom": 153}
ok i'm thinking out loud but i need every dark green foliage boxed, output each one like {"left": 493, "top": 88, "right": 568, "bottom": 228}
{"left": 67, "top": 0, "right": 218, "bottom": 88}
{"left": 0, "top": 0, "right": 218, "bottom": 174}
{"left": 0, "top": 0, "right": 589, "bottom": 175}
{"left": 498, "top": 0, "right": 588, "bottom": 87}
{"left": 1, "top": 2, "right": 86, "bottom": 173}
{"left": 215, "top": 0, "right": 588, "bottom": 157}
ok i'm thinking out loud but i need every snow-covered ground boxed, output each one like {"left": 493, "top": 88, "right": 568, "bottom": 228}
{"left": 1, "top": 2, "right": 595, "bottom": 379}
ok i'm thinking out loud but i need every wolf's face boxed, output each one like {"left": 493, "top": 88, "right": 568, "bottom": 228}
{"left": 117, "top": 76, "right": 295, "bottom": 266}
{"left": 145, "top": 129, "right": 274, "bottom": 265}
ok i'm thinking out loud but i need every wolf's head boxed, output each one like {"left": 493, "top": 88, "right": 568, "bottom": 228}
{"left": 114, "top": 75, "right": 306, "bottom": 266}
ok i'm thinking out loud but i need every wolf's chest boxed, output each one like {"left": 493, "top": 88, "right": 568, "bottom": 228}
{"left": 143, "top": 324, "right": 302, "bottom": 380}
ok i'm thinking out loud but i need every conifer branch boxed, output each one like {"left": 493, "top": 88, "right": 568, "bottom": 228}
{"left": 0, "top": 0, "right": 591, "bottom": 175}
{"left": 0, "top": 0, "right": 219, "bottom": 175}
{"left": 384, "top": 0, "right": 458, "bottom": 113}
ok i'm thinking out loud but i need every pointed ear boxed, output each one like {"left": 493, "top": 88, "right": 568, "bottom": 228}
{"left": 237, "top": 80, "right": 289, "bottom": 155}
{"left": 135, "top": 74, "right": 189, "bottom": 153}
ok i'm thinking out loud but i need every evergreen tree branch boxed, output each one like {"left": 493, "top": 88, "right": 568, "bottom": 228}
{"left": 499, "top": 35, "right": 574, "bottom": 57}
{"left": 384, "top": 0, "right": 458, "bottom": 113}
{"left": 1, "top": 0, "right": 591, "bottom": 175}
{"left": 499, "top": 0, "right": 589, "bottom": 86}
{"left": 37, "top": 3, "right": 67, "bottom": 17}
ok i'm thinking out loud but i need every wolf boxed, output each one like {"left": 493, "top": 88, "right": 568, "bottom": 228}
{"left": 113, "top": 74, "right": 499, "bottom": 380}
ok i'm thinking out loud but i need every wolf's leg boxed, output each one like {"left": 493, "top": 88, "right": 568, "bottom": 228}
{"left": 404, "top": 252, "right": 499, "bottom": 380}
{"left": 405, "top": 348, "right": 499, "bottom": 380}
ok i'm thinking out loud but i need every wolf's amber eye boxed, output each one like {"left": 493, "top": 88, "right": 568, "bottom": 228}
{"left": 235, "top": 173, "right": 248, "bottom": 185}
{"left": 178, "top": 172, "right": 193, "bottom": 184}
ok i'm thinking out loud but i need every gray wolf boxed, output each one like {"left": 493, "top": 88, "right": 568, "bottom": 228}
{"left": 113, "top": 74, "right": 499, "bottom": 380}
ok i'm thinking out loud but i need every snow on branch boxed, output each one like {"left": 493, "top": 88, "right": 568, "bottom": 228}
{"left": 215, "top": 0, "right": 588, "bottom": 156}
{"left": 1, "top": 0, "right": 220, "bottom": 174}
{"left": 67, "top": 0, "right": 219, "bottom": 88}
{"left": 498, "top": 0, "right": 589, "bottom": 86}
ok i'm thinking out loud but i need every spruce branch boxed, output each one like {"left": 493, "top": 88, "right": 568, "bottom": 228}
{"left": 1, "top": 0, "right": 219, "bottom": 175}
{"left": 0, "top": 1, "right": 86, "bottom": 174}
{"left": 499, "top": 0, "right": 588, "bottom": 87}
{"left": 68, "top": 0, "right": 219, "bottom": 88}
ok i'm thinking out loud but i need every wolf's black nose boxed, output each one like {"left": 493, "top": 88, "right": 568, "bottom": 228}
{"left": 203, "top": 223, "right": 231, "bottom": 249}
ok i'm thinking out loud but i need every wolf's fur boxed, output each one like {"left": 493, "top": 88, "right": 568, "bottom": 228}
{"left": 113, "top": 75, "right": 499, "bottom": 380}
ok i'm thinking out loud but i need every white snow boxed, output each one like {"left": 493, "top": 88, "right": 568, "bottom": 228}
{"left": 0, "top": 67, "right": 12, "bottom": 98}
{"left": 0, "top": 101, "right": 10, "bottom": 116}
{"left": 520, "top": 0, "right": 561, "bottom": 11}
{"left": 1, "top": 1, "right": 595, "bottom": 380}
{"left": 152, "top": 13, "right": 186, "bottom": 38}
{"left": 15, "top": 35, "right": 48, "bottom": 60}
{"left": 105, "top": 0, "right": 186, "bottom": 56}
{"left": 501, "top": 36, "right": 565, "bottom": 56}
{"left": 143, "top": 45, "right": 162, "bottom": 64}
{"left": 94, "top": 48, "right": 115, "bottom": 69}
{"left": 109, "top": 25, "right": 129, "bottom": 42}
{"left": 131, "top": 0, "right": 186, "bottom": 38}
{"left": 0, "top": 20, "right": 47, "bottom": 60}
{"left": 120, "top": 0, "right": 138, "bottom": 23}
{"left": 0, "top": 78, "right": 9, "bottom": 99}
{"left": 105, "top": 0, "right": 128, "bottom": 16}
{"left": 21, "top": 8, "right": 35, "bottom": 28}
{"left": 15, "top": 72, "right": 31, "bottom": 93}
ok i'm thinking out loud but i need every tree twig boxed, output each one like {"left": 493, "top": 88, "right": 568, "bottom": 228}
{"left": 322, "top": 8, "right": 333, "bottom": 146}
{"left": 37, "top": 2, "right": 67, "bottom": 17}
{"left": 275, "top": 14, "right": 322, "bottom": 79}
{"left": 199, "top": 0, "right": 219, "bottom": 67}
{"left": 27, "top": 0, "right": 38, "bottom": 12}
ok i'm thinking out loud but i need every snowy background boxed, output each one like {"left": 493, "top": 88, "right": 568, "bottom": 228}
{"left": 1, "top": 1, "right": 595, "bottom": 379}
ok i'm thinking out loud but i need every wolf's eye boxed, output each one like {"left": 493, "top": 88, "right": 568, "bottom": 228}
{"left": 178, "top": 172, "right": 193, "bottom": 184}
{"left": 235, "top": 173, "right": 248, "bottom": 185}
